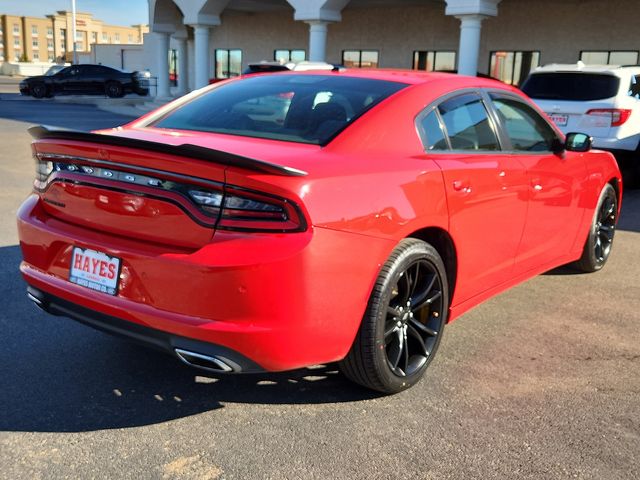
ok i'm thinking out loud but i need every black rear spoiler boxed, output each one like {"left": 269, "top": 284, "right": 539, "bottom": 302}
{"left": 28, "top": 125, "right": 308, "bottom": 177}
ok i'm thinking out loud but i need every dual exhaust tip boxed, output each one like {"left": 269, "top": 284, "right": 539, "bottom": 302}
{"left": 26, "top": 289, "right": 239, "bottom": 374}
{"left": 174, "top": 348, "right": 236, "bottom": 373}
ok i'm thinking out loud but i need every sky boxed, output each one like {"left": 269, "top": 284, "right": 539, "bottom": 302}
{"left": 0, "top": 0, "right": 149, "bottom": 26}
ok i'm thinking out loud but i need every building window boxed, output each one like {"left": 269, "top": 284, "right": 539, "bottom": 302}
{"left": 215, "top": 49, "right": 242, "bottom": 79}
{"left": 33, "top": 51, "right": 39, "bottom": 61}
{"left": 128, "top": 34, "right": 133, "bottom": 43}
{"left": 580, "top": 50, "right": 639, "bottom": 65}
{"left": 91, "top": 32, "right": 97, "bottom": 43}
{"left": 75, "top": 31, "right": 83, "bottom": 40}
{"left": 274, "top": 49, "right": 306, "bottom": 63}
{"left": 32, "top": 39, "right": 38, "bottom": 48}
{"left": 342, "top": 50, "right": 379, "bottom": 68}
{"left": 14, "top": 38, "right": 20, "bottom": 47}
{"left": 413, "top": 51, "right": 457, "bottom": 71}
{"left": 13, "top": 24, "right": 19, "bottom": 35}
{"left": 47, "top": 40, "right": 54, "bottom": 50}
{"left": 102, "top": 32, "right": 108, "bottom": 42}
{"left": 114, "top": 33, "right": 120, "bottom": 43}
{"left": 47, "top": 27, "right": 53, "bottom": 37}
{"left": 489, "top": 51, "right": 540, "bottom": 86}
{"left": 31, "top": 25, "right": 38, "bottom": 36}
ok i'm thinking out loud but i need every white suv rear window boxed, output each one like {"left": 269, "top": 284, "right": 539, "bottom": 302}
{"left": 522, "top": 73, "right": 620, "bottom": 101}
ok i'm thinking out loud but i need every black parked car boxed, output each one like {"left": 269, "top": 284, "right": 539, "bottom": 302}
{"left": 19, "top": 64, "right": 150, "bottom": 98}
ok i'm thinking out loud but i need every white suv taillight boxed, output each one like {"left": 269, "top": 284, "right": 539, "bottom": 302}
{"left": 586, "top": 109, "right": 632, "bottom": 127}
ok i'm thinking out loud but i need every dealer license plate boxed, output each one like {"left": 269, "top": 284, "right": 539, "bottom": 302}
{"left": 69, "top": 247, "right": 121, "bottom": 295}
{"left": 548, "top": 113, "right": 568, "bottom": 127}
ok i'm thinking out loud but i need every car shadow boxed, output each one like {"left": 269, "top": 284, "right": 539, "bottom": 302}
{"left": 0, "top": 245, "right": 379, "bottom": 434}
{"left": 0, "top": 95, "right": 136, "bottom": 130}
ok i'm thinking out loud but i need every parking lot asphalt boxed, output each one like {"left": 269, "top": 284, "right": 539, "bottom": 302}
{"left": 0, "top": 98, "right": 638, "bottom": 480}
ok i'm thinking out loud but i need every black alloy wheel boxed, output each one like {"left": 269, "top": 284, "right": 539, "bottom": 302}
{"left": 31, "top": 83, "right": 47, "bottom": 99}
{"left": 340, "top": 238, "right": 448, "bottom": 394}
{"left": 105, "top": 81, "right": 123, "bottom": 98}
{"left": 574, "top": 183, "right": 618, "bottom": 272}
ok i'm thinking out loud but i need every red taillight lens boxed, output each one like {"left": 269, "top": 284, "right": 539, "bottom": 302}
{"left": 218, "top": 187, "right": 306, "bottom": 232}
{"left": 586, "top": 109, "right": 632, "bottom": 127}
{"left": 188, "top": 186, "right": 306, "bottom": 233}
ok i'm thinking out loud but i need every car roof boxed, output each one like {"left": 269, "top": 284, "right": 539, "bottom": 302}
{"left": 532, "top": 63, "right": 640, "bottom": 76}
{"left": 263, "top": 68, "right": 513, "bottom": 89}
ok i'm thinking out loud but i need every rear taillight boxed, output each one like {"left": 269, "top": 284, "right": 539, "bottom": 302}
{"left": 187, "top": 186, "right": 306, "bottom": 233}
{"left": 34, "top": 153, "right": 306, "bottom": 233}
{"left": 219, "top": 187, "right": 305, "bottom": 232}
{"left": 586, "top": 109, "right": 632, "bottom": 127}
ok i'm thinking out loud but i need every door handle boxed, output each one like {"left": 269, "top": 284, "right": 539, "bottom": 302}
{"left": 452, "top": 180, "right": 472, "bottom": 193}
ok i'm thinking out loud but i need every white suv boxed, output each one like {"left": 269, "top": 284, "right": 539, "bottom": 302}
{"left": 522, "top": 63, "right": 640, "bottom": 178}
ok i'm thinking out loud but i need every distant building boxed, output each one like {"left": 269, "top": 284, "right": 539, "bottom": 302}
{"left": 0, "top": 10, "right": 148, "bottom": 63}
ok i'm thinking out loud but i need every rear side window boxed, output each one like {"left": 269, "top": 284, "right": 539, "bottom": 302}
{"left": 151, "top": 75, "right": 408, "bottom": 145}
{"left": 522, "top": 73, "right": 620, "bottom": 101}
{"left": 437, "top": 94, "right": 499, "bottom": 151}
{"left": 490, "top": 95, "right": 558, "bottom": 152}
{"left": 629, "top": 75, "right": 640, "bottom": 99}
{"left": 419, "top": 110, "right": 449, "bottom": 150}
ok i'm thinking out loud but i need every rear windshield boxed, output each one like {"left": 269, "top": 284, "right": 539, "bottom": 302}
{"left": 521, "top": 73, "right": 620, "bottom": 101}
{"left": 151, "top": 74, "right": 408, "bottom": 145}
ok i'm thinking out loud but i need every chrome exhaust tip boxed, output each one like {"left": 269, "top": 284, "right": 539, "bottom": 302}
{"left": 175, "top": 348, "right": 235, "bottom": 373}
{"left": 27, "top": 289, "right": 47, "bottom": 311}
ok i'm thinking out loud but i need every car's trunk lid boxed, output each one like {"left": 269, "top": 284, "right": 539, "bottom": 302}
{"left": 30, "top": 126, "right": 310, "bottom": 249}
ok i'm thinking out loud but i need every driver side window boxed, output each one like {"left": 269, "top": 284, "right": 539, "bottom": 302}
{"left": 489, "top": 94, "right": 558, "bottom": 152}
{"left": 437, "top": 94, "right": 500, "bottom": 151}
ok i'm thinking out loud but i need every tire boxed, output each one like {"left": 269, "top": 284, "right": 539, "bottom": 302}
{"left": 340, "top": 238, "right": 449, "bottom": 394}
{"left": 105, "top": 82, "right": 123, "bottom": 98}
{"left": 31, "top": 83, "right": 47, "bottom": 99}
{"left": 573, "top": 183, "right": 618, "bottom": 272}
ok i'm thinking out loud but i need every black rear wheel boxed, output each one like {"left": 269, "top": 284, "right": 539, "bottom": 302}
{"left": 31, "top": 83, "right": 47, "bottom": 99}
{"left": 573, "top": 183, "right": 618, "bottom": 272}
{"left": 105, "top": 81, "right": 123, "bottom": 98}
{"left": 340, "top": 238, "right": 448, "bottom": 394}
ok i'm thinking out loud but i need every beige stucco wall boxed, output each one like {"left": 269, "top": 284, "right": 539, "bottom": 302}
{"left": 482, "top": 0, "right": 640, "bottom": 68}
{"left": 202, "top": 0, "right": 639, "bottom": 76}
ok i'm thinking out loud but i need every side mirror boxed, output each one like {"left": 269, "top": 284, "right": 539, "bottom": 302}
{"left": 564, "top": 132, "right": 592, "bottom": 152}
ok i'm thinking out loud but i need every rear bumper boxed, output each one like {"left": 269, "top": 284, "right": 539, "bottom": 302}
{"left": 592, "top": 134, "right": 640, "bottom": 152}
{"left": 18, "top": 194, "right": 394, "bottom": 372}
{"left": 26, "top": 285, "right": 263, "bottom": 373}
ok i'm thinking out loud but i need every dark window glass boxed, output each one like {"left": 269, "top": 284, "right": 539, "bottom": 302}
{"left": 420, "top": 110, "right": 449, "bottom": 150}
{"left": 581, "top": 50, "right": 639, "bottom": 65}
{"left": 152, "top": 75, "right": 407, "bottom": 145}
{"left": 413, "top": 51, "right": 456, "bottom": 71}
{"left": 490, "top": 51, "right": 540, "bottom": 86}
{"left": 490, "top": 95, "right": 558, "bottom": 152}
{"left": 215, "top": 49, "right": 242, "bottom": 79}
{"left": 629, "top": 75, "right": 640, "bottom": 99}
{"left": 342, "top": 50, "right": 379, "bottom": 68}
{"left": 522, "top": 73, "right": 621, "bottom": 101}
{"left": 438, "top": 94, "right": 499, "bottom": 151}
{"left": 274, "top": 49, "right": 306, "bottom": 63}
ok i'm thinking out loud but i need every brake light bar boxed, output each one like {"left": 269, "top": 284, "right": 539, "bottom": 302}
{"left": 586, "top": 109, "right": 632, "bottom": 127}
{"left": 34, "top": 154, "right": 307, "bottom": 233}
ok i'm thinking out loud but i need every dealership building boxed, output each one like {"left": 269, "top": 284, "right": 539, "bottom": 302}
{"left": 147, "top": 0, "right": 639, "bottom": 97}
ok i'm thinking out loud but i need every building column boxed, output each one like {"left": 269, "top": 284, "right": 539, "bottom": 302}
{"left": 287, "top": 0, "right": 350, "bottom": 64}
{"left": 175, "top": 36, "right": 189, "bottom": 95}
{"left": 193, "top": 25, "right": 210, "bottom": 89}
{"left": 456, "top": 15, "right": 484, "bottom": 76}
{"left": 306, "top": 21, "right": 329, "bottom": 62}
{"left": 445, "top": 0, "right": 501, "bottom": 77}
{"left": 155, "top": 31, "right": 171, "bottom": 98}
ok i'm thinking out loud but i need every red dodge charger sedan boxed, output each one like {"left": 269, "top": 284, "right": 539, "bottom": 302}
{"left": 17, "top": 70, "right": 621, "bottom": 393}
